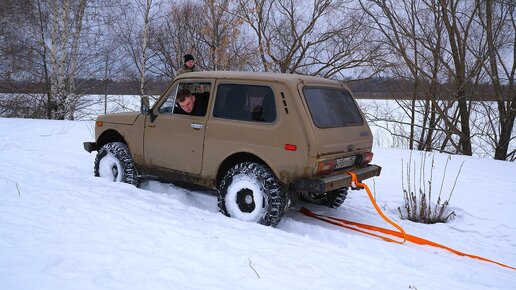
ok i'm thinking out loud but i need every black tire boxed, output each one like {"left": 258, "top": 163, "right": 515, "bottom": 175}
{"left": 300, "top": 188, "right": 348, "bottom": 209}
{"left": 94, "top": 142, "right": 139, "bottom": 186}
{"left": 217, "top": 162, "right": 285, "bottom": 226}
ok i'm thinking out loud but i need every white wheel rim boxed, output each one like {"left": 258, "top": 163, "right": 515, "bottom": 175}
{"left": 225, "top": 174, "right": 265, "bottom": 222}
{"left": 98, "top": 152, "right": 123, "bottom": 182}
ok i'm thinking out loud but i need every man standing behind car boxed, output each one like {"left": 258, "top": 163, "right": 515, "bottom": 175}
{"left": 177, "top": 54, "right": 200, "bottom": 75}
{"left": 175, "top": 88, "right": 208, "bottom": 116}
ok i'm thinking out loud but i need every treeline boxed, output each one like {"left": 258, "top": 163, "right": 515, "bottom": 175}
{"left": 0, "top": 78, "right": 508, "bottom": 101}
{"left": 0, "top": 0, "right": 514, "bottom": 160}
{"left": 0, "top": 79, "right": 169, "bottom": 96}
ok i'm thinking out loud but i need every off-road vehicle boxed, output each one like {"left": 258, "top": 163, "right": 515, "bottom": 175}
{"left": 84, "top": 71, "right": 381, "bottom": 226}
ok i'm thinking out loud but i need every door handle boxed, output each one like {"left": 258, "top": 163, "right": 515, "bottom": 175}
{"left": 191, "top": 123, "right": 203, "bottom": 130}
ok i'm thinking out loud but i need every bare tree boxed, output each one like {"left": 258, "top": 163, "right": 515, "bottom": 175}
{"left": 360, "top": 0, "right": 491, "bottom": 156}
{"left": 0, "top": 0, "right": 33, "bottom": 82}
{"left": 37, "top": 0, "right": 90, "bottom": 119}
{"left": 475, "top": 0, "right": 516, "bottom": 160}
{"left": 437, "top": 0, "right": 483, "bottom": 155}
{"left": 109, "top": 0, "right": 161, "bottom": 95}
{"left": 139, "top": 0, "right": 153, "bottom": 96}
{"left": 149, "top": 1, "right": 200, "bottom": 79}
{"left": 197, "top": 0, "right": 246, "bottom": 70}
{"left": 0, "top": 1, "right": 52, "bottom": 118}
{"left": 360, "top": 0, "right": 441, "bottom": 151}
{"left": 234, "top": 0, "right": 274, "bottom": 71}
{"left": 150, "top": 0, "right": 252, "bottom": 77}
{"left": 235, "top": 0, "right": 378, "bottom": 76}
{"left": 18, "top": 0, "right": 112, "bottom": 120}
{"left": 151, "top": 1, "right": 214, "bottom": 77}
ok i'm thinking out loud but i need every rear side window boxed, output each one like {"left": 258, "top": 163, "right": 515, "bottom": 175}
{"left": 213, "top": 84, "right": 276, "bottom": 123}
{"left": 303, "top": 87, "right": 363, "bottom": 128}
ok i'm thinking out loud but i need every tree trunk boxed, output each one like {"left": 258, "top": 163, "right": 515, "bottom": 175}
{"left": 484, "top": 0, "right": 516, "bottom": 160}
{"left": 36, "top": 0, "right": 52, "bottom": 119}
{"left": 140, "top": 0, "right": 152, "bottom": 96}
{"left": 439, "top": 0, "right": 475, "bottom": 156}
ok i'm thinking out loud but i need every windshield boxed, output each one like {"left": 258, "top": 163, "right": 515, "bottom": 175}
{"left": 303, "top": 87, "right": 363, "bottom": 128}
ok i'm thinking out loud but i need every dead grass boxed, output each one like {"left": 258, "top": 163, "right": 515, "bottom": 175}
{"left": 398, "top": 151, "right": 464, "bottom": 224}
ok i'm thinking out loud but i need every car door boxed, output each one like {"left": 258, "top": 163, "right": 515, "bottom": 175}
{"left": 143, "top": 81, "right": 212, "bottom": 175}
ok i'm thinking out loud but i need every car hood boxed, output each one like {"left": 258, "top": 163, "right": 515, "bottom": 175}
{"left": 97, "top": 112, "right": 141, "bottom": 125}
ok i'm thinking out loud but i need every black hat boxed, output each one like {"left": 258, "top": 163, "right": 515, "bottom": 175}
{"left": 184, "top": 54, "right": 194, "bottom": 63}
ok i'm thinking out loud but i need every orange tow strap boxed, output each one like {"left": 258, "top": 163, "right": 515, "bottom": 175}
{"left": 299, "top": 171, "right": 516, "bottom": 271}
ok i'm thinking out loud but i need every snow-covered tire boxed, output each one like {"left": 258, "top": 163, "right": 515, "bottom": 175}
{"left": 300, "top": 188, "right": 348, "bottom": 209}
{"left": 217, "top": 162, "right": 285, "bottom": 226}
{"left": 94, "top": 142, "right": 139, "bottom": 186}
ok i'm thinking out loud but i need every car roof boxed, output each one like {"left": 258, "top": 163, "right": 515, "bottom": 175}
{"left": 174, "top": 71, "right": 347, "bottom": 88}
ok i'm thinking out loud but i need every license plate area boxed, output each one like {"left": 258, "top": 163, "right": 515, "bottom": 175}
{"left": 335, "top": 156, "right": 356, "bottom": 170}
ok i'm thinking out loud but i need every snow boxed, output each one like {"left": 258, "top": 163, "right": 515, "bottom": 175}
{"left": 0, "top": 117, "right": 515, "bottom": 289}
{"left": 223, "top": 172, "right": 265, "bottom": 223}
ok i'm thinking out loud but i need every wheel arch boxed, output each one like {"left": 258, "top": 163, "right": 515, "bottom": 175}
{"left": 216, "top": 152, "right": 271, "bottom": 186}
{"left": 97, "top": 129, "right": 126, "bottom": 149}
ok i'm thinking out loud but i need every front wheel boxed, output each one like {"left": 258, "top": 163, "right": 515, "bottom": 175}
{"left": 94, "top": 142, "right": 139, "bottom": 186}
{"left": 217, "top": 162, "right": 285, "bottom": 226}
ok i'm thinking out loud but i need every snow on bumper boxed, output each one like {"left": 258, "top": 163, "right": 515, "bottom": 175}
{"left": 292, "top": 165, "right": 382, "bottom": 193}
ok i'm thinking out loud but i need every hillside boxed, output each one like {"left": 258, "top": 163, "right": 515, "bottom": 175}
{"left": 0, "top": 118, "right": 515, "bottom": 289}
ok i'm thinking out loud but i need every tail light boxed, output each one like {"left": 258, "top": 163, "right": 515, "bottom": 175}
{"left": 361, "top": 152, "right": 373, "bottom": 166}
{"left": 284, "top": 144, "right": 297, "bottom": 151}
{"left": 314, "top": 160, "right": 336, "bottom": 175}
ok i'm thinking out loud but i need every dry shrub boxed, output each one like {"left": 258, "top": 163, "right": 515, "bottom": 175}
{"left": 398, "top": 152, "right": 464, "bottom": 224}
{"left": 0, "top": 93, "right": 48, "bottom": 118}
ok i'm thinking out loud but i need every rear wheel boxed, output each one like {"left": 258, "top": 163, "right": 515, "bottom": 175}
{"left": 94, "top": 142, "right": 139, "bottom": 186}
{"left": 300, "top": 188, "right": 348, "bottom": 209}
{"left": 218, "top": 162, "right": 285, "bottom": 226}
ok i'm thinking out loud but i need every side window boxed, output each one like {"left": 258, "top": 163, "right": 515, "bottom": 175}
{"left": 213, "top": 84, "right": 276, "bottom": 123}
{"left": 158, "top": 82, "right": 211, "bottom": 116}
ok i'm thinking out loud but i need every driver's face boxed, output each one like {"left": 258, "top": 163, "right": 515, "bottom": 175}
{"left": 178, "top": 95, "right": 195, "bottom": 113}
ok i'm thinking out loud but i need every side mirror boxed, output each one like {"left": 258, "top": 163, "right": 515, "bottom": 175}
{"left": 141, "top": 96, "right": 150, "bottom": 114}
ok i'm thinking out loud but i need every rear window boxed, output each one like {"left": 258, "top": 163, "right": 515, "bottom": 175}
{"left": 303, "top": 87, "right": 363, "bottom": 128}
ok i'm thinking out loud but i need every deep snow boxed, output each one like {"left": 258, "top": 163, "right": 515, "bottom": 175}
{"left": 0, "top": 117, "right": 515, "bottom": 289}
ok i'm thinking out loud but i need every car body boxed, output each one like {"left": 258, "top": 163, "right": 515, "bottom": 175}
{"left": 84, "top": 71, "right": 381, "bottom": 226}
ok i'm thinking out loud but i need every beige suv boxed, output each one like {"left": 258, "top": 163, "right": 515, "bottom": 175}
{"left": 84, "top": 71, "right": 381, "bottom": 226}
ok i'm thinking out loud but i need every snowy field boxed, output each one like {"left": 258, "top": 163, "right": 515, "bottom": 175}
{"left": 0, "top": 117, "right": 515, "bottom": 289}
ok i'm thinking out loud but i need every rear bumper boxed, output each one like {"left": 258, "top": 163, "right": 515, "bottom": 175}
{"left": 292, "top": 164, "right": 382, "bottom": 193}
{"left": 83, "top": 142, "right": 97, "bottom": 153}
